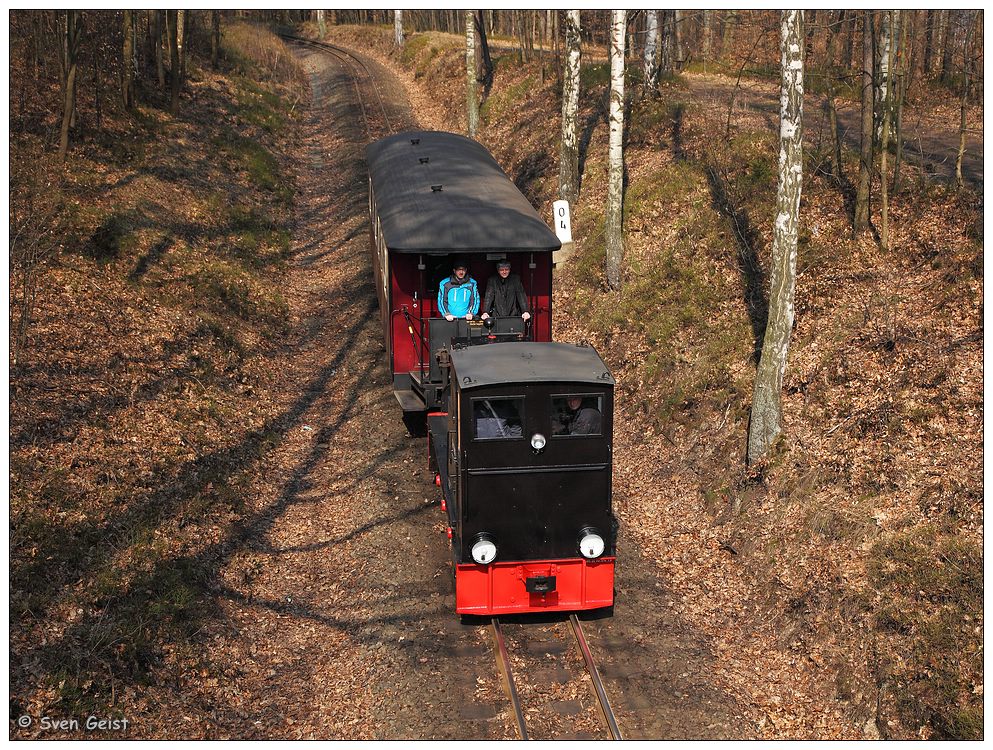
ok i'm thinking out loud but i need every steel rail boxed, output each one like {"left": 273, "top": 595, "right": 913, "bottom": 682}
{"left": 569, "top": 614, "right": 623, "bottom": 740}
{"left": 491, "top": 618, "right": 529, "bottom": 740}
{"left": 279, "top": 34, "right": 394, "bottom": 137}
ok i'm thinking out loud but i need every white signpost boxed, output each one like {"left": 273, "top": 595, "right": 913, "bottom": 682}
{"left": 552, "top": 200, "right": 572, "bottom": 244}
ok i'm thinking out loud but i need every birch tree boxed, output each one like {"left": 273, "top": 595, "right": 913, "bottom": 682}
{"left": 892, "top": 13, "right": 908, "bottom": 191}
{"left": 605, "top": 10, "right": 626, "bottom": 291}
{"left": 644, "top": 10, "right": 659, "bottom": 93}
{"left": 394, "top": 10, "right": 403, "bottom": 49}
{"left": 875, "top": 10, "right": 893, "bottom": 145}
{"left": 879, "top": 11, "right": 895, "bottom": 250}
{"left": 558, "top": 10, "right": 581, "bottom": 204}
{"left": 466, "top": 10, "right": 479, "bottom": 137}
{"left": 747, "top": 10, "right": 804, "bottom": 464}
{"left": 854, "top": 11, "right": 873, "bottom": 233}
{"left": 955, "top": 10, "right": 978, "bottom": 190}
{"left": 177, "top": 10, "right": 186, "bottom": 82}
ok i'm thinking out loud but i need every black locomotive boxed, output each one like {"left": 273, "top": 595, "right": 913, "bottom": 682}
{"left": 367, "top": 131, "right": 615, "bottom": 615}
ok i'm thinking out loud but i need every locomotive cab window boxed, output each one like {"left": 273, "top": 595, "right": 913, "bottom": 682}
{"left": 551, "top": 394, "right": 603, "bottom": 437}
{"left": 472, "top": 397, "right": 524, "bottom": 440}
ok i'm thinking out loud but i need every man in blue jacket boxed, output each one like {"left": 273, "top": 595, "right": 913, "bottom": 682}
{"left": 437, "top": 260, "right": 479, "bottom": 321}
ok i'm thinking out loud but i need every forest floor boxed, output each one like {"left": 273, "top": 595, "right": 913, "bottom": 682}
{"left": 682, "top": 71, "right": 983, "bottom": 191}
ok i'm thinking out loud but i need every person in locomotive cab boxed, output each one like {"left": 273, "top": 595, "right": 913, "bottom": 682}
{"left": 562, "top": 396, "right": 601, "bottom": 435}
{"left": 437, "top": 260, "right": 479, "bottom": 321}
{"left": 480, "top": 260, "right": 531, "bottom": 322}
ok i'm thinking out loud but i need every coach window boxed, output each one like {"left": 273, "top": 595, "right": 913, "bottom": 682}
{"left": 473, "top": 397, "right": 525, "bottom": 440}
{"left": 551, "top": 394, "right": 603, "bottom": 437}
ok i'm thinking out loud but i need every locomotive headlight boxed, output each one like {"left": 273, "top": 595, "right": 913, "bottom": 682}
{"left": 470, "top": 533, "right": 498, "bottom": 565}
{"left": 530, "top": 433, "right": 547, "bottom": 452}
{"left": 578, "top": 527, "right": 605, "bottom": 559}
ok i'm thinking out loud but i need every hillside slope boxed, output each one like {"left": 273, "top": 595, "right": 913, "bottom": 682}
{"left": 322, "top": 23, "right": 984, "bottom": 740}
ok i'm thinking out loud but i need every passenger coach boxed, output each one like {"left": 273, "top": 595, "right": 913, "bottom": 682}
{"left": 366, "top": 131, "right": 560, "bottom": 413}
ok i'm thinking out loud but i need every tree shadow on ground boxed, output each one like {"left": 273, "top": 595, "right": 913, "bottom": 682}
{"left": 577, "top": 101, "right": 607, "bottom": 195}
{"left": 704, "top": 164, "right": 768, "bottom": 362}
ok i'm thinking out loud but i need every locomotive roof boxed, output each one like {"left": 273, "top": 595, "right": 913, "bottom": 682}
{"left": 366, "top": 131, "right": 561, "bottom": 254}
{"left": 450, "top": 342, "right": 614, "bottom": 389}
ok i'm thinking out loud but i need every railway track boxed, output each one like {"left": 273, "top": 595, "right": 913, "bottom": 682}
{"left": 280, "top": 33, "right": 397, "bottom": 139}
{"left": 491, "top": 615, "right": 623, "bottom": 740}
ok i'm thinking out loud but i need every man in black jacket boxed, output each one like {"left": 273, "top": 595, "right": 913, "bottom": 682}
{"left": 480, "top": 260, "right": 531, "bottom": 321}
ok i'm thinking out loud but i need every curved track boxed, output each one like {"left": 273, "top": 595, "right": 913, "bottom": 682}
{"left": 280, "top": 33, "right": 397, "bottom": 140}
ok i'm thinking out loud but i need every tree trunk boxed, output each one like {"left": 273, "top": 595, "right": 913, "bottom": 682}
{"left": 673, "top": 10, "right": 685, "bottom": 68}
{"left": 721, "top": 11, "right": 736, "bottom": 57}
{"left": 956, "top": 11, "right": 978, "bottom": 190}
{"left": 660, "top": 10, "right": 674, "bottom": 75}
{"left": 122, "top": 10, "right": 136, "bottom": 110}
{"left": 804, "top": 9, "right": 817, "bottom": 60}
{"left": 316, "top": 9, "right": 326, "bottom": 38}
{"left": 702, "top": 10, "right": 711, "bottom": 68}
{"left": 824, "top": 12, "right": 844, "bottom": 183}
{"left": 155, "top": 10, "right": 165, "bottom": 89}
{"left": 879, "top": 11, "right": 895, "bottom": 251}
{"left": 58, "top": 10, "right": 83, "bottom": 161}
{"left": 394, "top": 10, "right": 403, "bottom": 49}
{"left": 94, "top": 27, "right": 102, "bottom": 129}
{"left": 211, "top": 10, "right": 221, "bottom": 68}
{"left": 875, "top": 10, "right": 892, "bottom": 145}
{"left": 843, "top": 10, "right": 856, "bottom": 69}
{"left": 605, "top": 10, "right": 626, "bottom": 292}
{"left": 854, "top": 11, "right": 873, "bottom": 234}
{"left": 893, "top": 13, "right": 909, "bottom": 192}
{"left": 169, "top": 10, "right": 181, "bottom": 114}
{"left": 465, "top": 10, "right": 479, "bottom": 137}
{"left": 924, "top": 10, "right": 936, "bottom": 75}
{"left": 644, "top": 10, "right": 658, "bottom": 93}
{"left": 177, "top": 9, "right": 186, "bottom": 83}
{"left": 748, "top": 10, "right": 804, "bottom": 465}
{"left": 559, "top": 10, "right": 581, "bottom": 205}
{"left": 476, "top": 11, "right": 494, "bottom": 97}
{"left": 940, "top": 11, "right": 955, "bottom": 84}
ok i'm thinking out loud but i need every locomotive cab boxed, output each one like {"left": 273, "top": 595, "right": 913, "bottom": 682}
{"left": 429, "top": 342, "right": 616, "bottom": 615}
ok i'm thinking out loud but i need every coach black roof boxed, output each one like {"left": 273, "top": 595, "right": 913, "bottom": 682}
{"left": 367, "top": 131, "right": 561, "bottom": 255}
{"left": 450, "top": 342, "right": 614, "bottom": 390}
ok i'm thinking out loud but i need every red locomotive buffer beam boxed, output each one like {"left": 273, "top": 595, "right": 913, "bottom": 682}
{"left": 455, "top": 557, "right": 615, "bottom": 615}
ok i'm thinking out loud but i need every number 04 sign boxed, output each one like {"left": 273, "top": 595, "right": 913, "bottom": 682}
{"left": 552, "top": 200, "right": 572, "bottom": 244}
